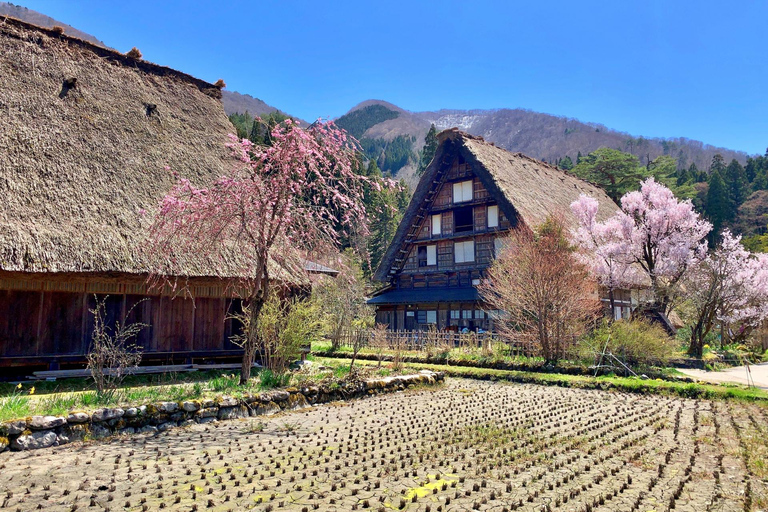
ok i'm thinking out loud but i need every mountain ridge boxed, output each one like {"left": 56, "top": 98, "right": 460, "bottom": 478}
{"left": 0, "top": 2, "right": 110, "bottom": 48}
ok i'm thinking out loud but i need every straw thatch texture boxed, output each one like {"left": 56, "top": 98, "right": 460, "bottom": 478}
{"left": 0, "top": 17, "right": 234, "bottom": 275}
{"left": 373, "top": 129, "right": 619, "bottom": 281}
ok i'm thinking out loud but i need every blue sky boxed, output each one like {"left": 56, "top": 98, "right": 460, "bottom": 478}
{"left": 15, "top": 0, "right": 768, "bottom": 154}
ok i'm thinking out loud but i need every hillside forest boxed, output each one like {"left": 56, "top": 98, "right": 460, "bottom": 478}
{"left": 230, "top": 110, "right": 768, "bottom": 275}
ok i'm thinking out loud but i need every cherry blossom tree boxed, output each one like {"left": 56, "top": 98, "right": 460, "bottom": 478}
{"left": 683, "top": 231, "right": 768, "bottom": 357}
{"left": 145, "top": 119, "right": 373, "bottom": 384}
{"left": 571, "top": 177, "right": 712, "bottom": 316}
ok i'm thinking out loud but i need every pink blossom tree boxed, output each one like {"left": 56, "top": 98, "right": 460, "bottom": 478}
{"left": 684, "top": 231, "right": 768, "bottom": 357}
{"left": 571, "top": 177, "right": 712, "bottom": 316}
{"left": 145, "top": 119, "right": 372, "bottom": 384}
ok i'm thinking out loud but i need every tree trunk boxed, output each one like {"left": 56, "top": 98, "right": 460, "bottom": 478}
{"left": 240, "top": 272, "right": 269, "bottom": 386}
{"left": 608, "top": 289, "right": 616, "bottom": 322}
{"left": 688, "top": 322, "right": 704, "bottom": 359}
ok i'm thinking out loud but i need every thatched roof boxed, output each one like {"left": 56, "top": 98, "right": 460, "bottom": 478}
{"left": 374, "top": 129, "right": 619, "bottom": 282}
{"left": 0, "top": 16, "right": 235, "bottom": 275}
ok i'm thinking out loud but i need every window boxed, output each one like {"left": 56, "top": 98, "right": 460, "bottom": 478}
{"left": 431, "top": 214, "right": 441, "bottom": 235}
{"left": 450, "top": 310, "right": 460, "bottom": 319}
{"left": 417, "top": 310, "right": 437, "bottom": 324}
{"left": 418, "top": 245, "right": 436, "bottom": 266}
{"left": 454, "top": 206, "right": 474, "bottom": 233}
{"left": 426, "top": 245, "right": 437, "bottom": 266}
{"left": 488, "top": 205, "right": 499, "bottom": 228}
{"left": 475, "top": 310, "right": 486, "bottom": 319}
{"left": 462, "top": 310, "right": 472, "bottom": 319}
{"left": 452, "top": 180, "right": 473, "bottom": 203}
{"left": 454, "top": 240, "right": 475, "bottom": 263}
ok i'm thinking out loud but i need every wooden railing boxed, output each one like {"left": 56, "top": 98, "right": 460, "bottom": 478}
{"left": 330, "top": 329, "right": 571, "bottom": 359}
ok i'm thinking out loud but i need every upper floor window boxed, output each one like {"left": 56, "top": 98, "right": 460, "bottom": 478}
{"left": 455, "top": 240, "right": 475, "bottom": 263}
{"left": 431, "top": 214, "right": 441, "bottom": 235}
{"left": 418, "top": 245, "right": 437, "bottom": 267}
{"left": 454, "top": 206, "right": 473, "bottom": 233}
{"left": 453, "top": 180, "right": 473, "bottom": 203}
{"left": 488, "top": 205, "right": 499, "bottom": 228}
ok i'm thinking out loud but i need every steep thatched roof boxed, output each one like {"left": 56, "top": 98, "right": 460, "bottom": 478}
{"left": 374, "top": 129, "right": 619, "bottom": 282}
{"left": 0, "top": 16, "right": 235, "bottom": 275}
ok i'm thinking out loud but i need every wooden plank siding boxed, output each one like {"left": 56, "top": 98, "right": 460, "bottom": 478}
{"left": 0, "top": 272, "right": 252, "bottom": 367}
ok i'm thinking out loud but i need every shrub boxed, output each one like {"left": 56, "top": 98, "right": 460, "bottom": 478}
{"left": 86, "top": 296, "right": 147, "bottom": 397}
{"left": 213, "top": 78, "right": 226, "bottom": 89}
{"left": 580, "top": 319, "right": 678, "bottom": 369}
{"left": 126, "top": 47, "right": 142, "bottom": 60}
{"left": 233, "top": 294, "right": 321, "bottom": 373}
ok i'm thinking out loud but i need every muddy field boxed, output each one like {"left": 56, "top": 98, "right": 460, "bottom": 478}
{"left": 1, "top": 378, "right": 766, "bottom": 511}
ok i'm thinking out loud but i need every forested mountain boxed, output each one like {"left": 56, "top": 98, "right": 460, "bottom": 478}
{"left": 419, "top": 108, "right": 748, "bottom": 172}
{"left": 0, "top": 2, "right": 110, "bottom": 48}
{"left": 331, "top": 100, "right": 748, "bottom": 176}
{"left": 221, "top": 91, "right": 308, "bottom": 127}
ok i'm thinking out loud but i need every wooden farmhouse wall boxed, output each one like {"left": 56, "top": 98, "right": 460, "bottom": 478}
{"left": 0, "top": 272, "right": 245, "bottom": 368}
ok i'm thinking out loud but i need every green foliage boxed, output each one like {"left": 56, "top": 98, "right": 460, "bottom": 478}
{"left": 334, "top": 104, "right": 400, "bottom": 139}
{"left": 580, "top": 319, "right": 679, "bottom": 367}
{"left": 259, "top": 369, "right": 291, "bottom": 389}
{"left": 742, "top": 233, "right": 768, "bottom": 253}
{"left": 557, "top": 155, "right": 573, "bottom": 170}
{"left": 256, "top": 294, "right": 323, "bottom": 372}
{"left": 725, "top": 159, "right": 749, "bottom": 213}
{"left": 417, "top": 124, "right": 438, "bottom": 175}
{"left": 571, "top": 148, "right": 647, "bottom": 201}
{"left": 227, "top": 111, "right": 293, "bottom": 144}
{"left": 706, "top": 171, "right": 730, "bottom": 236}
{"left": 367, "top": 171, "right": 410, "bottom": 274}
{"left": 360, "top": 135, "right": 416, "bottom": 174}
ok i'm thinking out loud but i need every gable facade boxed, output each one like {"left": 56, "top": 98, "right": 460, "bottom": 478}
{"left": 369, "top": 129, "right": 623, "bottom": 332}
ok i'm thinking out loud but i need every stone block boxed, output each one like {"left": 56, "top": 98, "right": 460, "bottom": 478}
{"left": 11, "top": 431, "right": 57, "bottom": 450}
{"left": 28, "top": 415, "right": 66, "bottom": 430}
{"left": 1, "top": 420, "right": 26, "bottom": 436}
{"left": 181, "top": 401, "right": 200, "bottom": 412}
{"left": 66, "top": 412, "right": 90, "bottom": 424}
{"left": 218, "top": 405, "right": 248, "bottom": 420}
{"left": 92, "top": 408, "right": 124, "bottom": 422}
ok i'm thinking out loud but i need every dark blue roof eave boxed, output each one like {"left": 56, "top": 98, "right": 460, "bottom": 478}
{"left": 366, "top": 287, "right": 479, "bottom": 305}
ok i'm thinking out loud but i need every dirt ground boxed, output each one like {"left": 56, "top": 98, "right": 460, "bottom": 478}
{"left": 1, "top": 378, "right": 766, "bottom": 511}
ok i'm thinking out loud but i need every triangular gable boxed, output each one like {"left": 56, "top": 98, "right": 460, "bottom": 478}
{"left": 373, "top": 129, "right": 618, "bottom": 283}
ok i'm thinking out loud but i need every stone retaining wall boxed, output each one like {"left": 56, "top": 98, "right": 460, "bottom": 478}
{"left": 0, "top": 370, "right": 444, "bottom": 452}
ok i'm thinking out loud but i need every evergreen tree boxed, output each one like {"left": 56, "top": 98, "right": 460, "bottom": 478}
{"left": 725, "top": 159, "right": 748, "bottom": 215}
{"left": 416, "top": 124, "right": 438, "bottom": 175}
{"left": 263, "top": 116, "right": 277, "bottom": 146}
{"left": 706, "top": 171, "right": 730, "bottom": 237}
{"left": 746, "top": 157, "right": 758, "bottom": 184}
{"left": 576, "top": 151, "right": 583, "bottom": 164}
{"left": 559, "top": 155, "right": 574, "bottom": 170}
{"left": 710, "top": 154, "right": 726, "bottom": 175}
{"left": 248, "top": 118, "right": 262, "bottom": 144}
{"left": 366, "top": 176, "right": 410, "bottom": 275}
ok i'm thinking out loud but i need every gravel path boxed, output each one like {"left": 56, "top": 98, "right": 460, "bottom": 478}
{"left": 679, "top": 362, "right": 768, "bottom": 390}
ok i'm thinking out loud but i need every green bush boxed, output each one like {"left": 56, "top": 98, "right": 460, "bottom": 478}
{"left": 580, "top": 319, "right": 679, "bottom": 369}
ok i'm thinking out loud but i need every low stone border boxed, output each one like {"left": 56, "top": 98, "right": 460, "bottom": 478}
{"left": 0, "top": 370, "right": 444, "bottom": 452}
